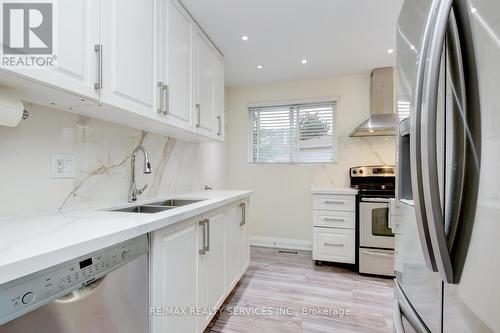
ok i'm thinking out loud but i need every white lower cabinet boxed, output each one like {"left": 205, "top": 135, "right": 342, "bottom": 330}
{"left": 313, "top": 227, "right": 355, "bottom": 264}
{"left": 150, "top": 198, "right": 250, "bottom": 333}
{"left": 238, "top": 200, "right": 250, "bottom": 273}
{"left": 150, "top": 218, "right": 198, "bottom": 333}
{"left": 197, "top": 209, "right": 225, "bottom": 331}
{"left": 312, "top": 192, "right": 356, "bottom": 264}
{"left": 224, "top": 204, "right": 239, "bottom": 290}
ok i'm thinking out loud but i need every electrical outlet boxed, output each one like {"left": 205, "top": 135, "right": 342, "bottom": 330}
{"left": 51, "top": 154, "right": 76, "bottom": 179}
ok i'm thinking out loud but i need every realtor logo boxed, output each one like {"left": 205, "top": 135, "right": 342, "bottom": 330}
{"left": 2, "top": 2, "right": 53, "bottom": 54}
{"left": 1, "top": 1, "right": 56, "bottom": 67}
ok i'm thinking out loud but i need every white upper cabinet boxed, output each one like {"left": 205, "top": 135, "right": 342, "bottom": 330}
{"left": 193, "top": 30, "right": 215, "bottom": 137}
{"left": 4, "top": 0, "right": 100, "bottom": 101}
{"left": 158, "top": 0, "right": 193, "bottom": 130}
{"left": 0, "top": 0, "right": 224, "bottom": 141}
{"left": 100, "top": 0, "right": 158, "bottom": 118}
{"left": 213, "top": 53, "right": 225, "bottom": 141}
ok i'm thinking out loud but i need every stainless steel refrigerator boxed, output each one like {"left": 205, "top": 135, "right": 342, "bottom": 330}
{"left": 394, "top": 0, "right": 500, "bottom": 332}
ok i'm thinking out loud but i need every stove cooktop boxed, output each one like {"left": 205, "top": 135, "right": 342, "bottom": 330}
{"left": 349, "top": 165, "right": 396, "bottom": 197}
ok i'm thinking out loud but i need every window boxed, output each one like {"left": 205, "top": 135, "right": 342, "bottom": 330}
{"left": 249, "top": 101, "right": 337, "bottom": 164}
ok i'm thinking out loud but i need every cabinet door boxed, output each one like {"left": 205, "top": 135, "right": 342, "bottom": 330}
{"left": 224, "top": 204, "right": 239, "bottom": 290}
{"left": 313, "top": 227, "right": 355, "bottom": 264}
{"left": 5, "top": 0, "right": 100, "bottom": 101}
{"left": 213, "top": 53, "right": 225, "bottom": 141}
{"left": 160, "top": 0, "right": 192, "bottom": 129}
{"left": 150, "top": 219, "right": 198, "bottom": 333}
{"left": 100, "top": 0, "right": 157, "bottom": 117}
{"left": 193, "top": 30, "right": 214, "bottom": 137}
{"left": 198, "top": 210, "right": 225, "bottom": 331}
{"left": 238, "top": 201, "right": 250, "bottom": 274}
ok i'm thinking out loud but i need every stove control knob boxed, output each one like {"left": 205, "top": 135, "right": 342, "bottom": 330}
{"left": 359, "top": 169, "right": 364, "bottom": 174}
{"left": 121, "top": 251, "right": 128, "bottom": 260}
{"left": 352, "top": 170, "right": 357, "bottom": 175}
{"left": 22, "top": 292, "right": 35, "bottom": 305}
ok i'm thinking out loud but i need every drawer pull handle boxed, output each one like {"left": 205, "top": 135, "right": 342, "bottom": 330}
{"left": 323, "top": 217, "right": 345, "bottom": 222}
{"left": 323, "top": 200, "right": 345, "bottom": 204}
{"left": 324, "top": 242, "right": 344, "bottom": 247}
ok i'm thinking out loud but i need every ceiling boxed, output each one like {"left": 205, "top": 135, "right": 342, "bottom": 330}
{"left": 181, "top": 0, "right": 404, "bottom": 87}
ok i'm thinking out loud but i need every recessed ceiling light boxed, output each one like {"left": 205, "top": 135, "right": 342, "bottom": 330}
{"left": 241, "top": 35, "right": 249, "bottom": 41}
{"left": 387, "top": 49, "right": 394, "bottom": 54}
{"left": 301, "top": 59, "right": 308, "bottom": 64}
{"left": 257, "top": 65, "right": 263, "bottom": 69}
{"left": 471, "top": 7, "right": 477, "bottom": 13}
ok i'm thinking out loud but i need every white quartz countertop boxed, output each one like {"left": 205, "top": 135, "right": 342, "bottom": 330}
{"left": 310, "top": 188, "right": 358, "bottom": 195}
{"left": 0, "top": 190, "right": 253, "bottom": 285}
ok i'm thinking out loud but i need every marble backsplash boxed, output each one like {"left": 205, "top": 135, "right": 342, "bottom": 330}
{"left": 308, "top": 136, "right": 395, "bottom": 188}
{"left": 0, "top": 104, "right": 226, "bottom": 217}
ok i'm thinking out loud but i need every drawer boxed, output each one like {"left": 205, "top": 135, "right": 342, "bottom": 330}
{"left": 313, "top": 227, "right": 355, "bottom": 264}
{"left": 359, "top": 248, "right": 394, "bottom": 276}
{"left": 313, "top": 194, "right": 355, "bottom": 212}
{"left": 313, "top": 210, "right": 355, "bottom": 229}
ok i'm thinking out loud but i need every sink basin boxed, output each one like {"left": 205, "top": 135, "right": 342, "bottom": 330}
{"left": 148, "top": 199, "right": 205, "bottom": 207}
{"left": 108, "top": 205, "right": 174, "bottom": 214}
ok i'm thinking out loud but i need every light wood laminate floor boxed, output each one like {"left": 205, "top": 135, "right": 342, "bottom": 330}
{"left": 205, "top": 246, "right": 394, "bottom": 333}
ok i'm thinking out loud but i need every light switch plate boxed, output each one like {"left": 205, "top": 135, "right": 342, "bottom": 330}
{"left": 51, "top": 154, "right": 76, "bottom": 178}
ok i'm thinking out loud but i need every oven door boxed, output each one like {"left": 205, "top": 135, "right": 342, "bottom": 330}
{"left": 359, "top": 197, "right": 395, "bottom": 249}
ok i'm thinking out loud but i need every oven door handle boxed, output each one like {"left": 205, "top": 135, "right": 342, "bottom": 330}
{"left": 361, "top": 250, "right": 394, "bottom": 258}
{"left": 361, "top": 198, "right": 390, "bottom": 203}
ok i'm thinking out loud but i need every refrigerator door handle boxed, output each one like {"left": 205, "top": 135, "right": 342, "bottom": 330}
{"left": 395, "top": 281, "right": 432, "bottom": 333}
{"left": 393, "top": 299, "right": 405, "bottom": 333}
{"left": 409, "top": 0, "right": 440, "bottom": 272}
{"left": 443, "top": 10, "right": 467, "bottom": 255}
{"left": 421, "top": 0, "right": 454, "bottom": 283}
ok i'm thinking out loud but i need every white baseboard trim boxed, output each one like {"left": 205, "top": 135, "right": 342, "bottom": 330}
{"left": 250, "top": 236, "right": 312, "bottom": 251}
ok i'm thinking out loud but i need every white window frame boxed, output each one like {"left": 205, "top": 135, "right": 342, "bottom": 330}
{"left": 247, "top": 97, "right": 338, "bottom": 165}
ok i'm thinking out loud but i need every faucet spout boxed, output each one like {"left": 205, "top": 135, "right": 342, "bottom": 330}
{"left": 129, "top": 145, "right": 152, "bottom": 202}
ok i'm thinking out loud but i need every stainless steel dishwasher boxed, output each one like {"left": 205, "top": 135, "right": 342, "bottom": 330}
{"left": 0, "top": 235, "right": 149, "bottom": 333}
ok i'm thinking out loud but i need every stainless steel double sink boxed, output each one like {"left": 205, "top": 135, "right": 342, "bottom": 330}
{"left": 107, "top": 198, "right": 205, "bottom": 214}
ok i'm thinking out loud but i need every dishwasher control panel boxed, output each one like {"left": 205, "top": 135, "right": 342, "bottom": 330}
{"left": 0, "top": 235, "right": 148, "bottom": 325}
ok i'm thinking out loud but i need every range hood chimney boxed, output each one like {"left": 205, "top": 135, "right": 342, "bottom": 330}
{"left": 349, "top": 67, "right": 396, "bottom": 137}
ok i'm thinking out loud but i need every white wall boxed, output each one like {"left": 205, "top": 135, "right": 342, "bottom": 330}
{"left": 0, "top": 104, "right": 226, "bottom": 217}
{"left": 225, "top": 73, "right": 395, "bottom": 249}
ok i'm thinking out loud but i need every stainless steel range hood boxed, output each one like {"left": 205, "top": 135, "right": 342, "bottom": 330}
{"left": 349, "top": 67, "right": 396, "bottom": 137}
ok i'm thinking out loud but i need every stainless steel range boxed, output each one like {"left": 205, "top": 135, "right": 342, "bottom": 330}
{"left": 350, "top": 165, "right": 396, "bottom": 277}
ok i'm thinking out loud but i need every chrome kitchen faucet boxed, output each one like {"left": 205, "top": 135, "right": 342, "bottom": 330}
{"left": 128, "top": 145, "right": 152, "bottom": 202}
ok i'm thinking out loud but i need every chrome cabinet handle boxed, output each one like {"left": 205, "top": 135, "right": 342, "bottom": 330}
{"left": 324, "top": 242, "right": 344, "bottom": 247}
{"left": 205, "top": 218, "right": 210, "bottom": 252}
{"left": 199, "top": 220, "right": 207, "bottom": 255}
{"left": 409, "top": 0, "right": 440, "bottom": 273}
{"left": 420, "top": 0, "right": 454, "bottom": 283}
{"left": 323, "top": 200, "right": 345, "bottom": 205}
{"left": 195, "top": 104, "right": 201, "bottom": 127}
{"left": 239, "top": 203, "right": 246, "bottom": 226}
{"left": 217, "top": 115, "right": 222, "bottom": 136}
{"left": 323, "top": 217, "right": 344, "bottom": 222}
{"left": 157, "top": 82, "right": 164, "bottom": 115}
{"left": 94, "top": 44, "right": 103, "bottom": 90}
{"left": 163, "top": 84, "right": 169, "bottom": 115}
